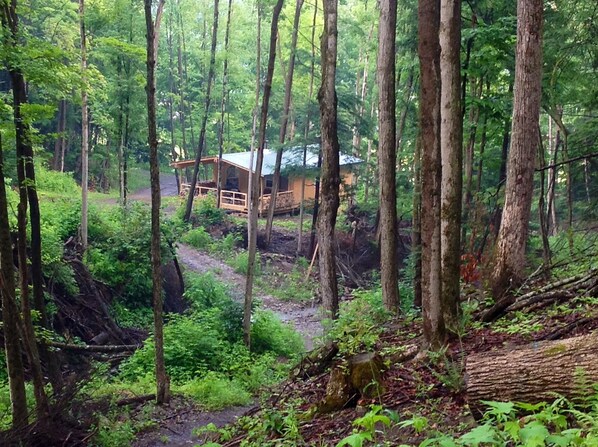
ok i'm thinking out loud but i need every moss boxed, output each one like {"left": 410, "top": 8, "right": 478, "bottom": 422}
{"left": 544, "top": 343, "right": 567, "bottom": 357}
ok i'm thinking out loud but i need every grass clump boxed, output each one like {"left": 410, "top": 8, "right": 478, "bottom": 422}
{"left": 178, "top": 373, "right": 251, "bottom": 410}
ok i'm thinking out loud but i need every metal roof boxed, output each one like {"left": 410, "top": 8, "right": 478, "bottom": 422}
{"left": 221, "top": 145, "right": 362, "bottom": 176}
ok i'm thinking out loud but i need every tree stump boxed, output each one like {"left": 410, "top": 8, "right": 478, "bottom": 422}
{"left": 466, "top": 333, "right": 598, "bottom": 413}
{"left": 318, "top": 352, "right": 384, "bottom": 413}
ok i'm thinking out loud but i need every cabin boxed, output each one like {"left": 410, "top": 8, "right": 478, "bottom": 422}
{"left": 172, "top": 145, "right": 361, "bottom": 215}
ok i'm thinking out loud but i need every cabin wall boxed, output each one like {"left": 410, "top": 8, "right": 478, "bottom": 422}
{"left": 289, "top": 177, "right": 316, "bottom": 204}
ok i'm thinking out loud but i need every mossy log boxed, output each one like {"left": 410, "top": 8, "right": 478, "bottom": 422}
{"left": 466, "top": 333, "right": 598, "bottom": 411}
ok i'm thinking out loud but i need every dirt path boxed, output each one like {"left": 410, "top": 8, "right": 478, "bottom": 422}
{"left": 132, "top": 175, "right": 323, "bottom": 447}
{"left": 177, "top": 244, "right": 322, "bottom": 350}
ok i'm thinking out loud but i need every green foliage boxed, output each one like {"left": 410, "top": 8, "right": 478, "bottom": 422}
{"left": 35, "top": 164, "right": 79, "bottom": 194}
{"left": 250, "top": 310, "right": 304, "bottom": 358}
{"left": 86, "top": 203, "right": 172, "bottom": 307}
{"left": 230, "top": 250, "right": 260, "bottom": 276}
{"left": 120, "top": 313, "right": 225, "bottom": 382}
{"left": 491, "top": 311, "right": 544, "bottom": 336}
{"left": 177, "top": 372, "right": 251, "bottom": 410}
{"left": 0, "top": 382, "right": 36, "bottom": 431}
{"left": 193, "top": 194, "right": 226, "bottom": 226}
{"left": 326, "top": 288, "right": 390, "bottom": 356}
{"left": 182, "top": 226, "right": 212, "bottom": 250}
{"left": 394, "top": 395, "right": 598, "bottom": 446}
{"left": 337, "top": 405, "right": 397, "bottom": 447}
{"left": 111, "top": 301, "right": 154, "bottom": 329}
{"left": 120, "top": 274, "right": 302, "bottom": 392}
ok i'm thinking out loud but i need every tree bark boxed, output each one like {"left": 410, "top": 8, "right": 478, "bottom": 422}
{"left": 297, "top": 0, "right": 318, "bottom": 256}
{"left": 412, "top": 135, "right": 422, "bottom": 309}
{"left": 167, "top": 8, "right": 181, "bottom": 193}
{"left": 244, "top": 0, "right": 285, "bottom": 347}
{"left": 439, "top": 0, "right": 462, "bottom": 330}
{"left": 418, "top": 0, "right": 445, "bottom": 348}
{"left": 80, "top": 0, "right": 89, "bottom": 250}
{"left": 2, "top": 0, "right": 55, "bottom": 412}
{"left": 144, "top": 0, "right": 170, "bottom": 404}
{"left": 317, "top": 0, "right": 341, "bottom": 319}
{"left": 53, "top": 100, "right": 67, "bottom": 171}
{"left": 247, "top": 5, "right": 262, "bottom": 256}
{"left": 466, "top": 333, "right": 598, "bottom": 411}
{"left": 184, "top": 0, "right": 220, "bottom": 222}
{"left": 0, "top": 134, "right": 28, "bottom": 429}
{"left": 216, "top": 0, "right": 233, "bottom": 208}
{"left": 264, "top": 0, "right": 304, "bottom": 246}
{"left": 377, "top": 0, "right": 399, "bottom": 313}
{"left": 491, "top": 0, "right": 543, "bottom": 298}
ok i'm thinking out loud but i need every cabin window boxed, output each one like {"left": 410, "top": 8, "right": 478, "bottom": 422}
{"left": 225, "top": 166, "right": 239, "bottom": 191}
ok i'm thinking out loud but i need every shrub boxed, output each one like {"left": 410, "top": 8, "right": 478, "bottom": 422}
{"left": 327, "top": 288, "right": 390, "bottom": 356}
{"left": 35, "top": 164, "right": 79, "bottom": 194}
{"left": 182, "top": 226, "right": 212, "bottom": 250}
{"left": 178, "top": 372, "right": 252, "bottom": 410}
{"left": 184, "top": 273, "right": 244, "bottom": 342}
{"left": 193, "top": 194, "right": 226, "bottom": 226}
{"left": 251, "top": 310, "right": 304, "bottom": 358}
{"left": 230, "top": 250, "right": 260, "bottom": 275}
{"left": 86, "top": 203, "right": 173, "bottom": 307}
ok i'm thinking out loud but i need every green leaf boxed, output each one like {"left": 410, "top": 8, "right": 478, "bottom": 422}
{"left": 519, "top": 421, "right": 550, "bottom": 447}
{"left": 459, "top": 424, "right": 499, "bottom": 446}
{"left": 482, "top": 400, "right": 515, "bottom": 417}
{"left": 335, "top": 432, "right": 373, "bottom": 447}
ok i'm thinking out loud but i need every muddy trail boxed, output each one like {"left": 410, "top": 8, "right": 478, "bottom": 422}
{"left": 132, "top": 173, "right": 323, "bottom": 446}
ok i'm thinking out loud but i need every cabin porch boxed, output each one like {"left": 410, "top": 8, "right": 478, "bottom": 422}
{"left": 179, "top": 181, "right": 297, "bottom": 215}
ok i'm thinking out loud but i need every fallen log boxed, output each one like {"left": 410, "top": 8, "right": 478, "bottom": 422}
{"left": 466, "top": 332, "right": 598, "bottom": 413}
{"left": 47, "top": 341, "right": 141, "bottom": 353}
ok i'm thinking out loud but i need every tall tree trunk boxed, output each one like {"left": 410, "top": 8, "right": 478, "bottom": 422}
{"left": 216, "top": 0, "right": 233, "bottom": 208}
{"left": 176, "top": 5, "right": 189, "bottom": 168}
{"left": 0, "top": 134, "right": 28, "bottom": 429}
{"left": 318, "top": 0, "right": 341, "bottom": 319}
{"left": 352, "top": 24, "right": 374, "bottom": 155}
{"left": 80, "top": 0, "right": 89, "bottom": 250}
{"left": 298, "top": 0, "right": 318, "bottom": 255}
{"left": 439, "top": 0, "right": 462, "bottom": 331}
{"left": 264, "top": 0, "right": 304, "bottom": 245}
{"left": 396, "top": 69, "right": 415, "bottom": 157}
{"left": 53, "top": 100, "right": 67, "bottom": 171}
{"left": 377, "top": 0, "right": 399, "bottom": 313}
{"left": 537, "top": 132, "right": 551, "bottom": 269}
{"left": 184, "top": 0, "right": 220, "bottom": 222}
{"left": 419, "top": 0, "right": 445, "bottom": 348}
{"left": 412, "top": 136, "right": 423, "bottom": 308}
{"left": 247, "top": 5, "right": 261, "bottom": 243}
{"left": 546, "top": 115, "right": 558, "bottom": 235}
{"left": 309, "top": 152, "right": 322, "bottom": 258}
{"left": 2, "top": 0, "right": 55, "bottom": 409}
{"left": 491, "top": 0, "right": 543, "bottom": 298}
{"left": 144, "top": 0, "right": 170, "bottom": 404}
{"left": 244, "top": 0, "right": 284, "bottom": 347}
{"left": 167, "top": 7, "right": 181, "bottom": 193}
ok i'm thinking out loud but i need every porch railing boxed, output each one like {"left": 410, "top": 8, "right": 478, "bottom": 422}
{"left": 181, "top": 183, "right": 295, "bottom": 214}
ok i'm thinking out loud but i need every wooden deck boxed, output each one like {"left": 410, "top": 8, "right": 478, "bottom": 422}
{"left": 180, "top": 183, "right": 297, "bottom": 215}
